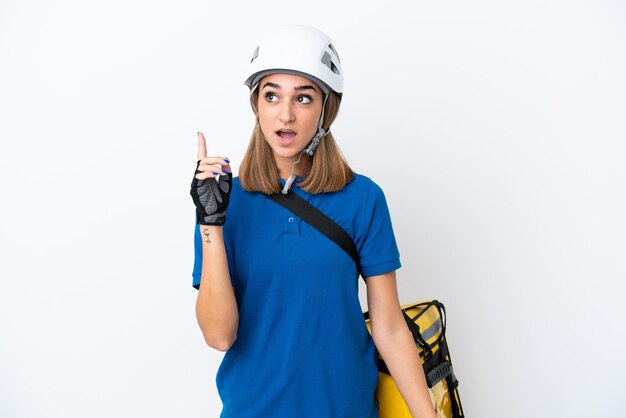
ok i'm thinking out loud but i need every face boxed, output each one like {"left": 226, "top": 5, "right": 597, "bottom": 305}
{"left": 256, "top": 73, "right": 324, "bottom": 173}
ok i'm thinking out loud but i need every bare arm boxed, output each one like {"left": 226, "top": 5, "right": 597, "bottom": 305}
{"left": 195, "top": 224, "right": 239, "bottom": 351}
{"left": 366, "top": 271, "right": 437, "bottom": 418}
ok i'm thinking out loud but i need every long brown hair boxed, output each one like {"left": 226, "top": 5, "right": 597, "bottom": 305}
{"left": 239, "top": 88, "right": 354, "bottom": 195}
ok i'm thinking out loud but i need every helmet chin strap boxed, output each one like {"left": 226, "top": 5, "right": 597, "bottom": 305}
{"left": 281, "top": 150, "right": 305, "bottom": 194}
{"left": 302, "top": 94, "right": 330, "bottom": 157}
{"left": 281, "top": 94, "right": 330, "bottom": 194}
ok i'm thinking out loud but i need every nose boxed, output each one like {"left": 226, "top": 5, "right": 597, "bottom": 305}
{"left": 278, "top": 102, "right": 295, "bottom": 123}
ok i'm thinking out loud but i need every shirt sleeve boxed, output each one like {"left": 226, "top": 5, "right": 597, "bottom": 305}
{"left": 192, "top": 212, "right": 238, "bottom": 289}
{"left": 357, "top": 180, "right": 402, "bottom": 278}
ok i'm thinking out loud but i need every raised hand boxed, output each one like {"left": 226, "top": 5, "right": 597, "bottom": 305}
{"left": 190, "top": 131, "right": 232, "bottom": 226}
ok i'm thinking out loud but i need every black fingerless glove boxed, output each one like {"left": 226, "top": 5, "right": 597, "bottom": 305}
{"left": 190, "top": 160, "right": 232, "bottom": 226}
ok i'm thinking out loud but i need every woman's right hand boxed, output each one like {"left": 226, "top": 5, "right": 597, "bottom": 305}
{"left": 190, "top": 131, "right": 232, "bottom": 226}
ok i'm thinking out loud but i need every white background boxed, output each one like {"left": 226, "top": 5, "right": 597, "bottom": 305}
{"left": 1, "top": 0, "right": 625, "bottom": 417}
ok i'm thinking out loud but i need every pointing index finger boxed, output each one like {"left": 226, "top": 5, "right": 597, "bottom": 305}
{"left": 197, "top": 131, "right": 207, "bottom": 160}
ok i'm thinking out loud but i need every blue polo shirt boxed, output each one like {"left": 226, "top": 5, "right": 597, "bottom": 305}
{"left": 192, "top": 173, "right": 401, "bottom": 418}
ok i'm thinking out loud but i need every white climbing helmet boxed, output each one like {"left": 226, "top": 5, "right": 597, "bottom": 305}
{"left": 244, "top": 24, "right": 343, "bottom": 95}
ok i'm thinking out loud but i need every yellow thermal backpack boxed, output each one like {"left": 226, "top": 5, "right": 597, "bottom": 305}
{"left": 363, "top": 300, "right": 464, "bottom": 418}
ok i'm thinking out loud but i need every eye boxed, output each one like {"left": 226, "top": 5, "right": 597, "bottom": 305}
{"left": 264, "top": 92, "right": 278, "bottom": 102}
{"left": 297, "top": 95, "right": 312, "bottom": 104}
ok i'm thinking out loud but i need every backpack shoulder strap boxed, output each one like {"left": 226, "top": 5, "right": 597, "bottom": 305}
{"left": 267, "top": 191, "right": 363, "bottom": 278}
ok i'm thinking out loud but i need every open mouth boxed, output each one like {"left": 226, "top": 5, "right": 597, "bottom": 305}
{"left": 276, "top": 130, "right": 296, "bottom": 140}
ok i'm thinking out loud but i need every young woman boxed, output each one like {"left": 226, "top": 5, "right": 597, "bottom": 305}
{"left": 190, "top": 24, "right": 437, "bottom": 418}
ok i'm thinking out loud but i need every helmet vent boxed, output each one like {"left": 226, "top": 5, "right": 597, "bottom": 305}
{"left": 328, "top": 43, "right": 341, "bottom": 63}
{"left": 321, "top": 51, "right": 341, "bottom": 75}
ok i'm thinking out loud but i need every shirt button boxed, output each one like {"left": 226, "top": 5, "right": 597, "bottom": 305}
{"left": 288, "top": 217, "right": 295, "bottom": 223}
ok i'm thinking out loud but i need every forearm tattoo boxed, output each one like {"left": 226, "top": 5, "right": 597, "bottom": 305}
{"left": 203, "top": 228, "right": 211, "bottom": 244}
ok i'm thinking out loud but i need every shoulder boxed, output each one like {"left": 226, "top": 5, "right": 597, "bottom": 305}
{"left": 351, "top": 172, "right": 374, "bottom": 187}
{"left": 311, "top": 172, "right": 387, "bottom": 208}
{"left": 309, "top": 173, "right": 389, "bottom": 224}
{"left": 346, "top": 174, "right": 394, "bottom": 229}
{"left": 343, "top": 173, "right": 386, "bottom": 201}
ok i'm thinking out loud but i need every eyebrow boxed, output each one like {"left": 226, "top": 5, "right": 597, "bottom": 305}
{"left": 262, "top": 82, "right": 318, "bottom": 92}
